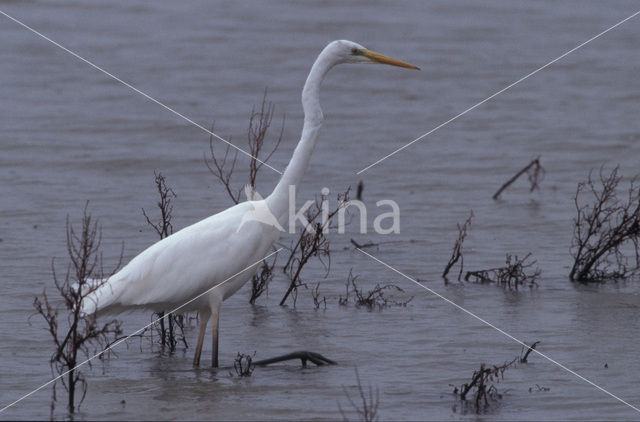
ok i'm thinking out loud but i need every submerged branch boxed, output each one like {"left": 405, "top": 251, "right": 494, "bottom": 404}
{"left": 493, "top": 156, "right": 544, "bottom": 200}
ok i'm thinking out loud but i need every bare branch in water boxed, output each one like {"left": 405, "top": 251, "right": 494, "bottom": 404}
{"left": 453, "top": 340, "right": 540, "bottom": 413}
{"left": 338, "top": 367, "right": 379, "bottom": 422}
{"left": 350, "top": 238, "right": 379, "bottom": 250}
{"left": 356, "top": 180, "right": 364, "bottom": 201}
{"left": 142, "top": 172, "right": 189, "bottom": 351}
{"left": 569, "top": 166, "right": 640, "bottom": 282}
{"left": 206, "top": 89, "right": 284, "bottom": 205}
{"left": 280, "top": 188, "right": 351, "bottom": 307}
{"left": 311, "top": 283, "right": 327, "bottom": 310}
{"left": 233, "top": 352, "right": 256, "bottom": 377}
{"left": 442, "top": 210, "right": 473, "bottom": 281}
{"left": 456, "top": 358, "right": 516, "bottom": 413}
{"left": 339, "top": 270, "right": 413, "bottom": 310}
{"left": 33, "top": 203, "right": 123, "bottom": 415}
{"left": 249, "top": 254, "right": 278, "bottom": 304}
{"left": 493, "top": 156, "right": 545, "bottom": 200}
{"left": 254, "top": 350, "right": 336, "bottom": 367}
{"left": 520, "top": 341, "right": 540, "bottom": 363}
{"left": 465, "top": 253, "right": 540, "bottom": 290}
{"left": 141, "top": 171, "right": 176, "bottom": 239}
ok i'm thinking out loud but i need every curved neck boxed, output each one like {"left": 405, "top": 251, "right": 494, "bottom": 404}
{"left": 266, "top": 46, "right": 337, "bottom": 222}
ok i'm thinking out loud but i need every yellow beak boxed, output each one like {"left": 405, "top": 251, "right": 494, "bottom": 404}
{"left": 362, "top": 49, "right": 420, "bottom": 70}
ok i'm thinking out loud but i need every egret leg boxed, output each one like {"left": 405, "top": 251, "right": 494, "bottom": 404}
{"left": 193, "top": 309, "right": 211, "bottom": 366}
{"left": 211, "top": 310, "right": 219, "bottom": 368}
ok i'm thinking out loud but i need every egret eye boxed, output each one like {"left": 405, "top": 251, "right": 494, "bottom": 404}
{"left": 351, "top": 48, "right": 363, "bottom": 56}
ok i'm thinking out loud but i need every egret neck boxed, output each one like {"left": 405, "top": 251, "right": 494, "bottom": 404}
{"left": 266, "top": 43, "right": 338, "bottom": 227}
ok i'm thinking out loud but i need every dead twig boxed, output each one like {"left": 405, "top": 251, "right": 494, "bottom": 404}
{"left": 141, "top": 171, "right": 175, "bottom": 239}
{"left": 350, "top": 238, "right": 378, "bottom": 250}
{"left": 520, "top": 341, "right": 540, "bottom": 363}
{"left": 465, "top": 253, "right": 541, "bottom": 290}
{"left": 280, "top": 188, "right": 350, "bottom": 306}
{"left": 453, "top": 340, "right": 540, "bottom": 413}
{"left": 492, "top": 156, "right": 545, "bottom": 200}
{"left": 249, "top": 254, "right": 278, "bottom": 304}
{"left": 33, "top": 203, "right": 123, "bottom": 414}
{"left": 442, "top": 210, "right": 473, "bottom": 281}
{"left": 142, "top": 172, "right": 188, "bottom": 351}
{"left": 356, "top": 180, "right": 364, "bottom": 201}
{"left": 529, "top": 384, "right": 551, "bottom": 393}
{"left": 455, "top": 358, "right": 516, "bottom": 413}
{"left": 339, "top": 270, "right": 412, "bottom": 310}
{"left": 205, "top": 89, "right": 284, "bottom": 205}
{"left": 569, "top": 166, "right": 640, "bottom": 282}
{"left": 338, "top": 367, "right": 379, "bottom": 422}
{"left": 233, "top": 352, "right": 256, "bottom": 377}
{"left": 311, "top": 283, "right": 327, "bottom": 310}
{"left": 254, "top": 350, "right": 336, "bottom": 367}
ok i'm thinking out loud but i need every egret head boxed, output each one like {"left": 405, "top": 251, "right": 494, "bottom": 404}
{"left": 329, "top": 40, "right": 420, "bottom": 70}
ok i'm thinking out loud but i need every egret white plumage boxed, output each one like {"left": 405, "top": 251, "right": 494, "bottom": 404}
{"left": 82, "top": 40, "right": 418, "bottom": 367}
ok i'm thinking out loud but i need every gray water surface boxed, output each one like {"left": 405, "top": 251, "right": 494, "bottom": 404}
{"left": 2, "top": 1, "right": 640, "bottom": 420}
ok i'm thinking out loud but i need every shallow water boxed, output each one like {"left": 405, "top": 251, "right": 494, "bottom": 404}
{"left": 2, "top": 0, "right": 640, "bottom": 420}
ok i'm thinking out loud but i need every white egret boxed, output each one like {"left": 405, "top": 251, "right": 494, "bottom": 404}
{"left": 82, "top": 40, "right": 419, "bottom": 367}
